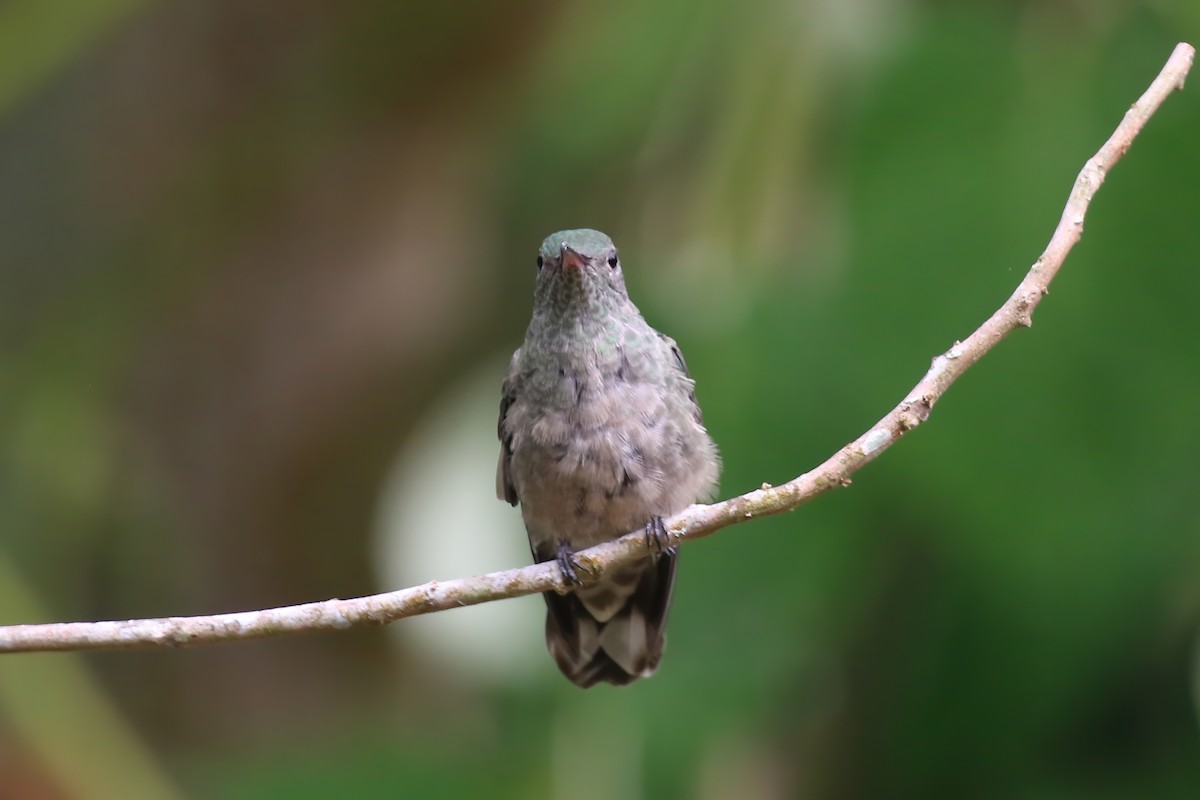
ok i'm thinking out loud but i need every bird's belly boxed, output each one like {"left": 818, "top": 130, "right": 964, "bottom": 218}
{"left": 516, "top": 414, "right": 667, "bottom": 549}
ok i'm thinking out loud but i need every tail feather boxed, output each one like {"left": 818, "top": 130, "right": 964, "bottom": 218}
{"left": 543, "top": 550, "right": 677, "bottom": 688}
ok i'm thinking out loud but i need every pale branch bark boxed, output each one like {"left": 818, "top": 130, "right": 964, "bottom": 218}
{"left": 0, "top": 43, "right": 1193, "bottom": 655}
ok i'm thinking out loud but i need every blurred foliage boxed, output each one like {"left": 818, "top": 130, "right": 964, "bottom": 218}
{"left": 1, "top": 0, "right": 1199, "bottom": 798}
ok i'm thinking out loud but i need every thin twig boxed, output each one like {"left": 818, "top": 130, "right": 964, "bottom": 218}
{"left": 0, "top": 43, "right": 1192, "bottom": 655}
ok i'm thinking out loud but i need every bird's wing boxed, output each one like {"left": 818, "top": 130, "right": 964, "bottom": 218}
{"left": 496, "top": 350, "right": 521, "bottom": 506}
{"left": 658, "top": 333, "right": 704, "bottom": 424}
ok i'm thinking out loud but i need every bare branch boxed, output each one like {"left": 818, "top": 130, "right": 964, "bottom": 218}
{"left": 0, "top": 43, "right": 1192, "bottom": 655}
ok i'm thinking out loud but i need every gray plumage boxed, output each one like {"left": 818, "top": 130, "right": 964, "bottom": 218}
{"left": 497, "top": 229, "right": 720, "bottom": 687}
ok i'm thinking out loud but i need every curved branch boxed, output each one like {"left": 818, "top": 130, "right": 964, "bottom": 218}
{"left": 0, "top": 43, "right": 1192, "bottom": 655}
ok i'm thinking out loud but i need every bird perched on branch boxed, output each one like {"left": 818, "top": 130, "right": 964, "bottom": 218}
{"left": 497, "top": 229, "right": 720, "bottom": 687}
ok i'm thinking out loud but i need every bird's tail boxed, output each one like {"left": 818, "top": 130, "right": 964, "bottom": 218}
{"left": 542, "top": 550, "right": 677, "bottom": 688}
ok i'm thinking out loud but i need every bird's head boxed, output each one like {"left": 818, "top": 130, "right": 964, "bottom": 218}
{"left": 533, "top": 229, "right": 630, "bottom": 316}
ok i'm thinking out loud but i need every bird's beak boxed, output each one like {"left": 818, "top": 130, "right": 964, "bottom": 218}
{"left": 560, "top": 244, "right": 587, "bottom": 270}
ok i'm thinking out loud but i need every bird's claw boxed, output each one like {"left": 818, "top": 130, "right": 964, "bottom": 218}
{"left": 644, "top": 515, "right": 674, "bottom": 555}
{"left": 555, "top": 541, "right": 583, "bottom": 587}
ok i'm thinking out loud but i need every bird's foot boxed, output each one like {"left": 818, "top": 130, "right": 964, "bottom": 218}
{"left": 555, "top": 541, "right": 583, "bottom": 587}
{"left": 644, "top": 515, "right": 674, "bottom": 555}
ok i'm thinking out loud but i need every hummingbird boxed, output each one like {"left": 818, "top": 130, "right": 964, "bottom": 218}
{"left": 497, "top": 229, "right": 720, "bottom": 687}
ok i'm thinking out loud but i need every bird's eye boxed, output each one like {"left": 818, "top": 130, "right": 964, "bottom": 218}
{"left": 607, "top": 252, "right": 619, "bottom": 269}
{"left": 536, "top": 255, "right": 544, "bottom": 271}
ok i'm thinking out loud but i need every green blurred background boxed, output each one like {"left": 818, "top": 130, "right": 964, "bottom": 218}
{"left": 1, "top": 0, "right": 1198, "bottom": 797}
